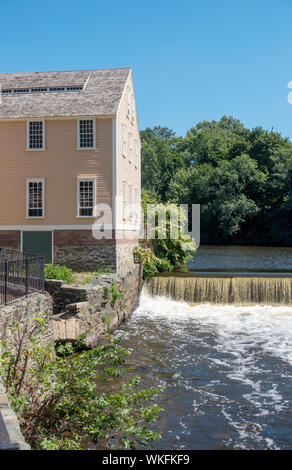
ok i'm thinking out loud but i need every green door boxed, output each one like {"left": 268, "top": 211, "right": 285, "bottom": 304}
{"left": 23, "top": 231, "right": 52, "bottom": 264}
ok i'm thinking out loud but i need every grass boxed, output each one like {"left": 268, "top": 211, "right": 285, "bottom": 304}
{"left": 72, "top": 268, "right": 115, "bottom": 285}
{"left": 45, "top": 264, "right": 115, "bottom": 285}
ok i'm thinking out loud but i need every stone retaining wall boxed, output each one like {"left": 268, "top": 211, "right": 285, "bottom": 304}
{"left": 46, "top": 266, "right": 142, "bottom": 348}
{"left": 0, "top": 381, "right": 30, "bottom": 450}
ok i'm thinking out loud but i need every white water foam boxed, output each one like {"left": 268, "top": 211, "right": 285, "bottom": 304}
{"left": 130, "top": 289, "right": 292, "bottom": 449}
{"left": 134, "top": 289, "right": 292, "bottom": 366}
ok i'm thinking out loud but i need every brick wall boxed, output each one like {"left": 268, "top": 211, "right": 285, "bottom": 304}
{"left": 0, "top": 231, "right": 20, "bottom": 249}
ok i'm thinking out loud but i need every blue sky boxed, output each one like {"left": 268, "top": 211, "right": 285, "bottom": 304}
{"left": 2, "top": 0, "right": 292, "bottom": 138}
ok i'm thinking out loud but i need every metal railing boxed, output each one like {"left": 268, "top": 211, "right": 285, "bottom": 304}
{"left": 0, "top": 248, "right": 44, "bottom": 306}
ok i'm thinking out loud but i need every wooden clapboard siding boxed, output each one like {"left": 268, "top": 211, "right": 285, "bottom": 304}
{"left": 0, "top": 118, "right": 112, "bottom": 225}
{"left": 116, "top": 70, "right": 141, "bottom": 229}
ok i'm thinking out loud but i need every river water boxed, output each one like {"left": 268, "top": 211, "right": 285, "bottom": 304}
{"left": 117, "top": 289, "right": 292, "bottom": 450}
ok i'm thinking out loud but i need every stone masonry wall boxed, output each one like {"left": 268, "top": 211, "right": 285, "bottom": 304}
{"left": 116, "top": 242, "right": 139, "bottom": 276}
{"left": 54, "top": 245, "right": 117, "bottom": 271}
{"left": 54, "top": 240, "right": 139, "bottom": 275}
{"left": 46, "top": 266, "right": 143, "bottom": 348}
{"left": 0, "top": 292, "right": 53, "bottom": 345}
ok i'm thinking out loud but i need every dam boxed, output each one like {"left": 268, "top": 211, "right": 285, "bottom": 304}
{"left": 147, "top": 246, "right": 292, "bottom": 306}
{"left": 147, "top": 272, "right": 292, "bottom": 306}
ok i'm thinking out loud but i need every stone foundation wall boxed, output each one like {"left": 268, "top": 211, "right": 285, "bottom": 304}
{"left": 54, "top": 240, "right": 139, "bottom": 276}
{"left": 116, "top": 242, "right": 139, "bottom": 276}
{"left": 54, "top": 245, "right": 116, "bottom": 271}
{"left": 0, "top": 230, "right": 140, "bottom": 277}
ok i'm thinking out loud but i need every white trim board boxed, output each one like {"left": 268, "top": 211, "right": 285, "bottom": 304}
{"left": 0, "top": 225, "right": 141, "bottom": 231}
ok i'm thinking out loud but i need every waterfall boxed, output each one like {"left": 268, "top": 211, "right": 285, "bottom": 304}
{"left": 146, "top": 274, "right": 292, "bottom": 305}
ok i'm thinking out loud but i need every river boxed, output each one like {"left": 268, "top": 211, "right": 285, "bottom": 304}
{"left": 116, "top": 289, "right": 292, "bottom": 450}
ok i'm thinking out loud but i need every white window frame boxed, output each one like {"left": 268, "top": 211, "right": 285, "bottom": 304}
{"left": 127, "top": 87, "right": 131, "bottom": 116}
{"left": 129, "top": 185, "right": 133, "bottom": 220}
{"left": 77, "top": 119, "right": 96, "bottom": 150}
{"left": 122, "top": 124, "right": 127, "bottom": 157}
{"left": 131, "top": 94, "right": 135, "bottom": 122}
{"left": 26, "top": 120, "right": 45, "bottom": 151}
{"left": 77, "top": 177, "right": 96, "bottom": 218}
{"left": 135, "top": 140, "right": 139, "bottom": 167}
{"left": 123, "top": 182, "right": 127, "bottom": 220}
{"left": 135, "top": 188, "right": 139, "bottom": 221}
{"left": 26, "top": 178, "right": 45, "bottom": 219}
{"left": 129, "top": 133, "right": 133, "bottom": 162}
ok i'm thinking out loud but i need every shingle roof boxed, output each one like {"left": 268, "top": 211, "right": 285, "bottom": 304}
{"left": 0, "top": 68, "right": 131, "bottom": 119}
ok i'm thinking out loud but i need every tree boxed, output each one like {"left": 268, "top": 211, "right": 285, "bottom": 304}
{"left": 141, "top": 117, "right": 292, "bottom": 245}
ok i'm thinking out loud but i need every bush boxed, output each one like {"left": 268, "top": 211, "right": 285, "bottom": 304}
{"left": 138, "top": 191, "right": 196, "bottom": 278}
{"left": 44, "top": 264, "right": 74, "bottom": 283}
{"left": 134, "top": 247, "right": 172, "bottom": 279}
{"left": 0, "top": 316, "right": 164, "bottom": 450}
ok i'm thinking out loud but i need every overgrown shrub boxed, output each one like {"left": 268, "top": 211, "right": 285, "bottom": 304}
{"left": 0, "top": 316, "right": 163, "bottom": 450}
{"left": 111, "top": 281, "right": 123, "bottom": 307}
{"left": 137, "top": 191, "right": 196, "bottom": 278}
{"left": 44, "top": 264, "right": 74, "bottom": 283}
{"left": 134, "top": 246, "right": 172, "bottom": 279}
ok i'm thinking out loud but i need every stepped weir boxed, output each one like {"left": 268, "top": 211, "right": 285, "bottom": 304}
{"left": 146, "top": 273, "right": 292, "bottom": 305}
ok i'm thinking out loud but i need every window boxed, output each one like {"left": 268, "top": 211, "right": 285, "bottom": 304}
{"left": 122, "top": 124, "right": 127, "bottom": 157}
{"left": 135, "top": 140, "right": 139, "bottom": 166}
{"left": 78, "top": 119, "right": 96, "bottom": 149}
{"left": 1, "top": 86, "right": 83, "bottom": 95}
{"left": 129, "top": 185, "right": 133, "bottom": 220}
{"left": 27, "top": 121, "right": 45, "bottom": 150}
{"left": 131, "top": 94, "right": 135, "bottom": 122}
{"left": 127, "top": 87, "right": 131, "bottom": 116}
{"left": 26, "top": 178, "right": 45, "bottom": 218}
{"left": 123, "top": 182, "right": 127, "bottom": 220}
{"left": 77, "top": 178, "right": 96, "bottom": 217}
{"left": 135, "top": 189, "right": 139, "bottom": 221}
{"left": 129, "top": 133, "right": 133, "bottom": 162}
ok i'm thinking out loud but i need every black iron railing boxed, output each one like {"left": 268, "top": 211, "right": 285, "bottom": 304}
{"left": 0, "top": 248, "right": 44, "bottom": 306}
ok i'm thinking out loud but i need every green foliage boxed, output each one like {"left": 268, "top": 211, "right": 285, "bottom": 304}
{"left": 146, "top": 200, "right": 196, "bottom": 267}
{"left": 136, "top": 191, "right": 196, "bottom": 278}
{"left": 95, "top": 267, "right": 115, "bottom": 275}
{"left": 0, "top": 316, "right": 163, "bottom": 450}
{"left": 141, "top": 117, "right": 292, "bottom": 246}
{"left": 45, "top": 266, "right": 115, "bottom": 285}
{"left": 44, "top": 264, "right": 74, "bottom": 283}
{"left": 111, "top": 282, "right": 123, "bottom": 307}
{"left": 134, "top": 246, "right": 172, "bottom": 279}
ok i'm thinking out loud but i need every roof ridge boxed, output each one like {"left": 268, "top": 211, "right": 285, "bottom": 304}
{"left": 0, "top": 67, "right": 132, "bottom": 76}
